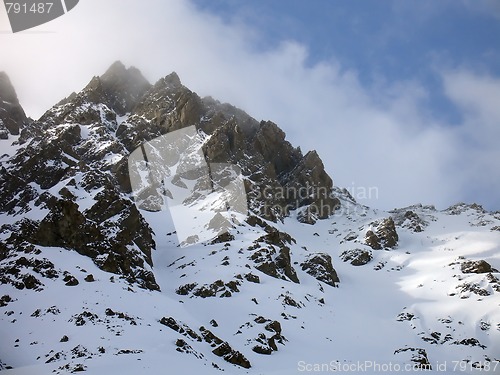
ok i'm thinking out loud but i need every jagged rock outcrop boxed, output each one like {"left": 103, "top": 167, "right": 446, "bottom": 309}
{"left": 160, "top": 316, "right": 251, "bottom": 368}
{"left": 282, "top": 150, "right": 340, "bottom": 223}
{"left": 340, "top": 248, "right": 373, "bottom": 266}
{"left": 0, "top": 61, "right": 338, "bottom": 290}
{"left": 248, "top": 231, "right": 299, "bottom": 283}
{"left": 390, "top": 209, "right": 428, "bottom": 233}
{"left": 0, "top": 64, "right": 158, "bottom": 290}
{"left": 365, "top": 217, "right": 399, "bottom": 250}
{"left": 300, "top": 253, "right": 340, "bottom": 286}
{"left": 250, "top": 317, "right": 285, "bottom": 355}
{"left": 48, "top": 61, "right": 152, "bottom": 123}
{"left": 0, "top": 72, "right": 28, "bottom": 139}
{"left": 461, "top": 260, "right": 496, "bottom": 274}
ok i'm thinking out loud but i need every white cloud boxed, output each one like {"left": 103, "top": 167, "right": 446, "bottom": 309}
{"left": 441, "top": 70, "right": 500, "bottom": 209}
{"left": 0, "top": 0, "right": 498, "bottom": 210}
{"left": 443, "top": 70, "right": 500, "bottom": 132}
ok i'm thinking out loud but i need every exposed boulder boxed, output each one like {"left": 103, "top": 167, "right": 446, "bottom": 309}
{"left": 300, "top": 253, "right": 340, "bottom": 287}
{"left": 454, "top": 282, "right": 491, "bottom": 297}
{"left": 199, "top": 326, "right": 223, "bottom": 347}
{"left": 0, "top": 295, "right": 12, "bottom": 307}
{"left": 250, "top": 246, "right": 299, "bottom": 284}
{"left": 244, "top": 273, "right": 260, "bottom": 283}
{"left": 365, "top": 230, "right": 381, "bottom": 250}
{"left": 452, "top": 338, "right": 486, "bottom": 349}
{"left": 160, "top": 316, "right": 183, "bottom": 332}
{"left": 340, "top": 249, "right": 373, "bottom": 266}
{"left": 376, "top": 217, "right": 398, "bottom": 248}
{"left": 250, "top": 318, "right": 285, "bottom": 356}
{"left": 249, "top": 232, "right": 299, "bottom": 283}
{"left": 63, "top": 272, "right": 79, "bottom": 286}
{"left": 252, "top": 345, "right": 273, "bottom": 355}
{"left": 212, "top": 342, "right": 251, "bottom": 369}
{"left": 365, "top": 217, "right": 399, "bottom": 250}
{"left": 461, "top": 260, "right": 496, "bottom": 274}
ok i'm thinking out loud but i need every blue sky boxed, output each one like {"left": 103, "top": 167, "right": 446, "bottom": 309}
{"left": 193, "top": 0, "right": 500, "bottom": 123}
{"left": 1, "top": 0, "right": 499, "bottom": 210}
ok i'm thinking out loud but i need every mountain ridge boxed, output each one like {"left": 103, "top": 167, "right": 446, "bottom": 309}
{"left": 0, "top": 63, "right": 499, "bottom": 374}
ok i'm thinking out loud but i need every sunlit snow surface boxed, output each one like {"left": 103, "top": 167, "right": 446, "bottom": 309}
{"left": 0, "top": 202, "right": 499, "bottom": 374}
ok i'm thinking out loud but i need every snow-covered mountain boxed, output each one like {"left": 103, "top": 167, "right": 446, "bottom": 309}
{"left": 0, "top": 62, "right": 499, "bottom": 374}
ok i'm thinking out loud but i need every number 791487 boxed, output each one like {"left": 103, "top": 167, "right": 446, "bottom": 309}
{"left": 5, "top": 2, "right": 53, "bottom": 14}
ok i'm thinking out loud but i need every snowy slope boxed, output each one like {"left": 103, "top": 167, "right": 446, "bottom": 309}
{"left": 1, "top": 202, "right": 499, "bottom": 374}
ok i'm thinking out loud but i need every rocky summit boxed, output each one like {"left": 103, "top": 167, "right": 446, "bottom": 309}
{"left": 0, "top": 63, "right": 499, "bottom": 374}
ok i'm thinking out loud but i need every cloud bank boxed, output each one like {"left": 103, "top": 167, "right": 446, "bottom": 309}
{"left": 1, "top": 0, "right": 498, "bottom": 210}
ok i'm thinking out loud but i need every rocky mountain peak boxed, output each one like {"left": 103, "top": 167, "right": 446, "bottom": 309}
{"left": 0, "top": 62, "right": 341, "bottom": 292}
{"left": 0, "top": 72, "right": 27, "bottom": 138}
{"left": 102, "top": 60, "right": 127, "bottom": 77}
{"left": 163, "top": 71, "right": 182, "bottom": 87}
{"left": 82, "top": 61, "right": 152, "bottom": 116}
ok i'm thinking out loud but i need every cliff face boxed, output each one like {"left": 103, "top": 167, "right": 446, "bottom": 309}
{"left": 0, "top": 62, "right": 338, "bottom": 290}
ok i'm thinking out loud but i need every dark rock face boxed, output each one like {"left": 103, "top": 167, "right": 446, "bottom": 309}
{"left": 461, "top": 260, "right": 495, "bottom": 274}
{"left": 160, "top": 316, "right": 251, "bottom": 368}
{"left": 212, "top": 342, "right": 251, "bottom": 369}
{"left": 282, "top": 150, "right": 340, "bottom": 222}
{"left": 248, "top": 231, "right": 299, "bottom": 283}
{"left": 52, "top": 61, "right": 152, "bottom": 122}
{"left": 0, "top": 61, "right": 338, "bottom": 291}
{"left": 200, "top": 115, "right": 340, "bottom": 221}
{"left": 94, "top": 61, "right": 152, "bottom": 116}
{"left": 300, "top": 253, "right": 340, "bottom": 287}
{"left": 365, "top": 217, "right": 399, "bottom": 250}
{"left": 250, "top": 246, "right": 299, "bottom": 283}
{"left": 175, "top": 278, "right": 242, "bottom": 298}
{"left": 0, "top": 72, "right": 28, "bottom": 138}
{"left": 340, "top": 248, "right": 373, "bottom": 266}
{"left": 365, "top": 230, "right": 382, "bottom": 250}
{"left": 250, "top": 318, "right": 285, "bottom": 355}
{"left": 0, "top": 65, "right": 158, "bottom": 291}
